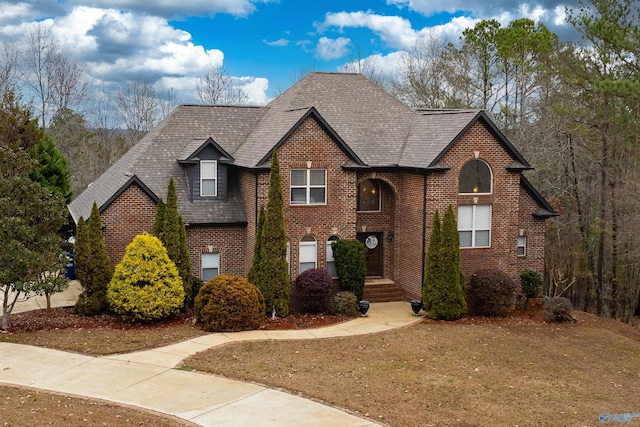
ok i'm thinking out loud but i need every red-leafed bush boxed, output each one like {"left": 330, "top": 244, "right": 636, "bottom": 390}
{"left": 467, "top": 269, "right": 518, "bottom": 317}
{"left": 294, "top": 268, "right": 333, "bottom": 313}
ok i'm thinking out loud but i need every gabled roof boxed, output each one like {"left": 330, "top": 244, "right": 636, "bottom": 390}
{"left": 68, "top": 72, "right": 553, "bottom": 224}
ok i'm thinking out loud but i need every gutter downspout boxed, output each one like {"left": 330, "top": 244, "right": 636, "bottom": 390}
{"left": 421, "top": 173, "right": 427, "bottom": 291}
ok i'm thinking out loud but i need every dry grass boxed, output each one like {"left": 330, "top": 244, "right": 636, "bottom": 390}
{"left": 181, "top": 311, "right": 640, "bottom": 427}
{"left": 0, "top": 385, "right": 195, "bottom": 426}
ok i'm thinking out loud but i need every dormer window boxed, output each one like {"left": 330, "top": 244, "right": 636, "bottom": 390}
{"left": 201, "top": 160, "right": 217, "bottom": 196}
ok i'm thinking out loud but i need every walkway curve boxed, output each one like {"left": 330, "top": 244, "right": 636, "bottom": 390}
{"left": 1, "top": 301, "right": 422, "bottom": 426}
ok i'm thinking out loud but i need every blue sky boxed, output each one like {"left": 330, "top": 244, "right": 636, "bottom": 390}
{"left": 0, "top": 0, "right": 579, "bottom": 107}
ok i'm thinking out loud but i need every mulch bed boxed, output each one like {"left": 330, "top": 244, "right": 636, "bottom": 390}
{"left": 3, "top": 307, "right": 350, "bottom": 333}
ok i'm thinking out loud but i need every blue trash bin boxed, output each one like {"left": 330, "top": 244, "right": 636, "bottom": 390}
{"left": 64, "top": 252, "right": 75, "bottom": 279}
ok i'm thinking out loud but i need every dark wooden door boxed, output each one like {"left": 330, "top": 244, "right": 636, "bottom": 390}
{"left": 357, "top": 232, "right": 383, "bottom": 277}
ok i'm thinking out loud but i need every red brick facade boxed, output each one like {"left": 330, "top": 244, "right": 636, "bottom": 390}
{"left": 98, "top": 116, "right": 548, "bottom": 301}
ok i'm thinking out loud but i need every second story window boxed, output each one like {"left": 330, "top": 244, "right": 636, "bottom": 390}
{"left": 200, "top": 160, "right": 217, "bottom": 196}
{"left": 291, "top": 169, "right": 326, "bottom": 205}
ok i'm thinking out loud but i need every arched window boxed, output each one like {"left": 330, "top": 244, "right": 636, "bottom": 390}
{"left": 326, "top": 235, "right": 340, "bottom": 278}
{"left": 357, "top": 179, "right": 381, "bottom": 211}
{"left": 299, "top": 235, "right": 317, "bottom": 273}
{"left": 459, "top": 159, "right": 492, "bottom": 194}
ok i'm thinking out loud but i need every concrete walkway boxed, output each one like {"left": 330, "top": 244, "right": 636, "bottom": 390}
{"left": 1, "top": 299, "right": 423, "bottom": 426}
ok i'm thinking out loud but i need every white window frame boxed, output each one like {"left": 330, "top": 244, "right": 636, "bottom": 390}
{"left": 517, "top": 236, "right": 527, "bottom": 257}
{"left": 458, "top": 205, "right": 492, "bottom": 248}
{"left": 201, "top": 252, "right": 219, "bottom": 281}
{"left": 290, "top": 169, "right": 326, "bottom": 205}
{"left": 299, "top": 235, "right": 317, "bottom": 273}
{"left": 326, "top": 235, "right": 340, "bottom": 278}
{"left": 200, "top": 160, "right": 218, "bottom": 197}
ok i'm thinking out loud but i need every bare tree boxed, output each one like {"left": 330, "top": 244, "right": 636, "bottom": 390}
{"left": 196, "top": 65, "right": 248, "bottom": 105}
{"left": 159, "top": 87, "right": 179, "bottom": 120}
{"left": 22, "top": 23, "right": 58, "bottom": 127}
{"left": 392, "top": 32, "right": 458, "bottom": 109}
{"left": 0, "top": 42, "right": 18, "bottom": 94}
{"left": 50, "top": 53, "right": 87, "bottom": 116}
{"left": 342, "top": 48, "right": 392, "bottom": 90}
{"left": 115, "top": 80, "right": 159, "bottom": 144}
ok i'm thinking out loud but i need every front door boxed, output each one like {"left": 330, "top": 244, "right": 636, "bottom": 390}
{"left": 357, "top": 232, "right": 383, "bottom": 277}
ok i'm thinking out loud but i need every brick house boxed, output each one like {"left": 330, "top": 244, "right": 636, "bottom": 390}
{"left": 68, "top": 72, "right": 556, "bottom": 300}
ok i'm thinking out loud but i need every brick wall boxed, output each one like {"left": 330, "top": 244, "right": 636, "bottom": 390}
{"left": 428, "top": 121, "right": 527, "bottom": 282}
{"left": 517, "top": 190, "right": 546, "bottom": 276}
{"left": 187, "top": 225, "right": 247, "bottom": 278}
{"left": 101, "top": 183, "right": 156, "bottom": 269}
{"left": 268, "top": 115, "right": 357, "bottom": 279}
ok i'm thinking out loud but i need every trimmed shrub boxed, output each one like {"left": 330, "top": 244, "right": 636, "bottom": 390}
{"left": 520, "top": 270, "right": 543, "bottom": 301}
{"left": 332, "top": 239, "right": 366, "bottom": 301}
{"left": 330, "top": 291, "right": 359, "bottom": 316}
{"left": 107, "top": 233, "right": 184, "bottom": 321}
{"left": 195, "top": 274, "right": 265, "bottom": 331}
{"left": 543, "top": 297, "right": 576, "bottom": 322}
{"left": 467, "top": 269, "right": 518, "bottom": 317}
{"left": 294, "top": 268, "right": 333, "bottom": 313}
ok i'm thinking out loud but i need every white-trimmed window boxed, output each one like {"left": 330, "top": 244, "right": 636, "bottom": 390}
{"left": 200, "top": 160, "right": 217, "bottom": 196}
{"left": 299, "top": 235, "right": 317, "bottom": 273}
{"left": 357, "top": 179, "right": 381, "bottom": 212}
{"left": 201, "top": 253, "right": 219, "bottom": 281}
{"left": 517, "top": 236, "right": 527, "bottom": 256}
{"left": 458, "top": 205, "right": 491, "bottom": 248}
{"left": 326, "top": 235, "right": 340, "bottom": 278}
{"left": 459, "top": 159, "right": 492, "bottom": 194}
{"left": 291, "top": 169, "right": 326, "bottom": 205}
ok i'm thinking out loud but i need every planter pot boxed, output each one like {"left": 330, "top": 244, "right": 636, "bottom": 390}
{"left": 411, "top": 300, "right": 423, "bottom": 316}
{"left": 358, "top": 300, "right": 370, "bottom": 317}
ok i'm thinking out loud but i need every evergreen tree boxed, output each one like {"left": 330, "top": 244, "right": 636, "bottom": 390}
{"left": 75, "top": 202, "right": 112, "bottom": 315}
{"left": 152, "top": 198, "right": 165, "bottom": 237}
{"left": 422, "top": 206, "right": 466, "bottom": 320}
{"left": 162, "top": 177, "right": 191, "bottom": 306}
{"left": 0, "top": 89, "right": 43, "bottom": 151}
{"left": 439, "top": 205, "right": 467, "bottom": 318}
{"left": 74, "top": 216, "right": 89, "bottom": 286}
{"left": 29, "top": 134, "right": 72, "bottom": 202}
{"left": 259, "top": 151, "right": 290, "bottom": 317}
{"left": 247, "top": 205, "right": 266, "bottom": 286}
{"left": 422, "top": 209, "right": 442, "bottom": 313}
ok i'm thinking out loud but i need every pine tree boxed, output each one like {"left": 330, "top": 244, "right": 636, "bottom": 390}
{"left": 247, "top": 205, "right": 266, "bottom": 286}
{"left": 29, "top": 134, "right": 72, "bottom": 203}
{"left": 162, "top": 177, "right": 191, "bottom": 306}
{"left": 259, "top": 151, "right": 290, "bottom": 317}
{"left": 152, "top": 198, "right": 165, "bottom": 237}
{"left": 75, "top": 202, "right": 112, "bottom": 315}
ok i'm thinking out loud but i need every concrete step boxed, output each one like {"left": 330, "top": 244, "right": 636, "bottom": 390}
{"left": 363, "top": 278, "right": 406, "bottom": 303}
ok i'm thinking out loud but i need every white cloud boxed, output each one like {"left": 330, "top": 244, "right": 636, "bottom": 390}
{"left": 66, "top": 0, "right": 272, "bottom": 18}
{"left": 315, "top": 36, "right": 351, "bottom": 60}
{"left": 264, "top": 38, "right": 290, "bottom": 47}
{"left": 340, "top": 51, "right": 407, "bottom": 77}
{"left": 316, "top": 11, "right": 419, "bottom": 50}
{"left": 236, "top": 76, "right": 270, "bottom": 105}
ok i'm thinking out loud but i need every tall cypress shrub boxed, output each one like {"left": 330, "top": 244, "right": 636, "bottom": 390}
{"left": 423, "top": 206, "right": 466, "bottom": 320}
{"left": 152, "top": 198, "right": 165, "bottom": 237}
{"left": 439, "top": 205, "right": 466, "bottom": 318}
{"left": 247, "top": 205, "right": 266, "bottom": 286}
{"left": 75, "top": 202, "right": 112, "bottom": 315}
{"left": 162, "top": 177, "right": 191, "bottom": 307}
{"left": 422, "top": 209, "right": 442, "bottom": 313}
{"left": 259, "top": 151, "right": 290, "bottom": 317}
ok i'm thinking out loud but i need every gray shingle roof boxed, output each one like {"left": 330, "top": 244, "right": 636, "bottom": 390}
{"left": 68, "top": 72, "right": 546, "bottom": 224}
